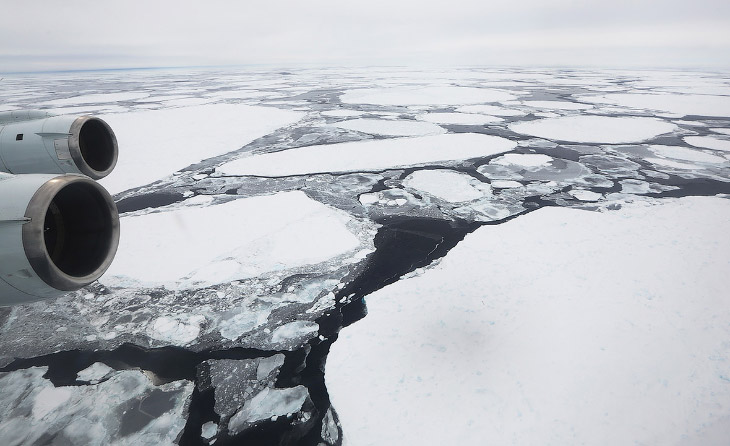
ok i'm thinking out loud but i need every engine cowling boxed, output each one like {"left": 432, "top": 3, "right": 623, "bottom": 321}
{"left": 0, "top": 111, "right": 118, "bottom": 180}
{"left": 0, "top": 173, "right": 120, "bottom": 305}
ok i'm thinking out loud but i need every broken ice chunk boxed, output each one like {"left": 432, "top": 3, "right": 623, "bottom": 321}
{"left": 270, "top": 321, "right": 319, "bottom": 350}
{"left": 227, "top": 386, "right": 311, "bottom": 435}
{"left": 76, "top": 362, "right": 114, "bottom": 384}
{"left": 403, "top": 169, "right": 491, "bottom": 203}
{"left": 509, "top": 116, "right": 678, "bottom": 143}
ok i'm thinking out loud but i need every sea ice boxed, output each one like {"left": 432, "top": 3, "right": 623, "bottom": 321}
{"left": 217, "top": 133, "right": 517, "bottom": 177}
{"left": 149, "top": 314, "right": 206, "bottom": 346}
{"left": 684, "top": 136, "right": 730, "bottom": 152}
{"left": 40, "top": 92, "right": 150, "bottom": 106}
{"left": 340, "top": 87, "right": 516, "bottom": 106}
{"left": 580, "top": 93, "right": 730, "bottom": 118}
{"left": 491, "top": 153, "right": 552, "bottom": 167}
{"left": 711, "top": 128, "right": 730, "bottom": 136}
{"left": 455, "top": 104, "right": 525, "bottom": 116}
{"left": 403, "top": 170, "right": 491, "bottom": 203}
{"left": 647, "top": 145, "right": 727, "bottom": 164}
{"left": 569, "top": 189, "right": 602, "bottom": 201}
{"left": 321, "top": 109, "right": 363, "bottom": 117}
{"left": 76, "top": 362, "right": 114, "bottom": 384}
{"left": 509, "top": 116, "right": 678, "bottom": 143}
{"left": 329, "top": 118, "right": 445, "bottom": 136}
{"left": 522, "top": 100, "right": 593, "bottom": 110}
{"left": 0, "top": 367, "right": 192, "bottom": 445}
{"left": 227, "top": 386, "right": 311, "bottom": 435}
{"left": 101, "top": 191, "right": 362, "bottom": 289}
{"left": 327, "top": 197, "right": 730, "bottom": 446}
{"left": 417, "top": 112, "right": 504, "bottom": 125}
{"left": 270, "top": 321, "right": 320, "bottom": 350}
{"left": 99, "top": 104, "right": 304, "bottom": 193}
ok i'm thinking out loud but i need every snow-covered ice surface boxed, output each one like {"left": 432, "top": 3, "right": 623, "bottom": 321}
{"left": 0, "top": 67, "right": 729, "bottom": 445}
{"left": 327, "top": 197, "right": 730, "bottom": 446}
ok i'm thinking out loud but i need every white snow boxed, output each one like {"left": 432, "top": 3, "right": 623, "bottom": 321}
{"left": 33, "top": 387, "right": 73, "bottom": 419}
{"left": 491, "top": 153, "right": 553, "bottom": 167}
{"left": 684, "top": 136, "right": 730, "bottom": 152}
{"left": 647, "top": 145, "right": 727, "bottom": 164}
{"left": 522, "top": 100, "right": 593, "bottom": 110}
{"left": 99, "top": 104, "right": 304, "bottom": 193}
{"left": 217, "top": 133, "right": 517, "bottom": 177}
{"left": 580, "top": 93, "right": 730, "bottom": 117}
{"left": 340, "top": 87, "right": 516, "bottom": 106}
{"left": 509, "top": 116, "right": 678, "bottom": 143}
{"left": 417, "top": 112, "right": 503, "bottom": 125}
{"left": 327, "top": 196, "right": 730, "bottom": 446}
{"left": 455, "top": 104, "right": 525, "bottom": 116}
{"left": 101, "top": 191, "right": 361, "bottom": 289}
{"left": 330, "top": 118, "right": 445, "bottom": 136}
{"left": 403, "top": 170, "right": 491, "bottom": 203}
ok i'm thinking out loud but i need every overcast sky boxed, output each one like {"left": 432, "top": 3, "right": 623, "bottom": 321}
{"left": 1, "top": 0, "right": 729, "bottom": 72}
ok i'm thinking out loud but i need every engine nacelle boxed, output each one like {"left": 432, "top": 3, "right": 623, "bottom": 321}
{"left": 0, "top": 111, "right": 118, "bottom": 180}
{"left": 0, "top": 173, "right": 120, "bottom": 305}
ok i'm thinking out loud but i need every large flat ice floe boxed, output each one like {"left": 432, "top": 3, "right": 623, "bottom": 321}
{"left": 99, "top": 104, "right": 304, "bottom": 193}
{"left": 329, "top": 118, "right": 445, "bottom": 136}
{"left": 580, "top": 93, "right": 730, "bottom": 118}
{"left": 101, "top": 191, "right": 361, "bottom": 289}
{"left": 217, "top": 133, "right": 517, "bottom": 177}
{"left": 509, "top": 115, "right": 678, "bottom": 143}
{"left": 327, "top": 196, "right": 730, "bottom": 446}
{"left": 340, "top": 87, "right": 516, "bottom": 106}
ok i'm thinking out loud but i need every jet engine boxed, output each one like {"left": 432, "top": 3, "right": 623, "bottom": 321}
{"left": 0, "top": 112, "right": 119, "bottom": 306}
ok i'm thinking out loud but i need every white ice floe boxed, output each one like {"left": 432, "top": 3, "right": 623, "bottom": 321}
{"left": 327, "top": 196, "right": 730, "bottom": 446}
{"left": 455, "top": 104, "right": 526, "bottom": 116}
{"left": 228, "top": 386, "right": 310, "bottom": 435}
{"left": 149, "top": 314, "right": 206, "bottom": 346}
{"left": 0, "top": 367, "right": 192, "bottom": 445}
{"left": 417, "top": 112, "right": 503, "bottom": 125}
{"left": 711, "top": 128, "right": 730, "bottom": 136}
{"left": 217, "top": 133, "right": 517, "bottom": 177}
{"left": 647, "top": 145, "right": 727, "bottom": 164}
{"left": 509, "top": 116, "right": 677, "bottom": 143}
{"left": 321, "top": 109, "right": 362, "bottom": 117}
{"left": 270, "top": 321, "right": 320, "bottom": 349}
{"left": 580, "top": 93, "right": 730, "bottom": 117}
{"left": 76, "top": 363, "right": 114, "bottom": 384}
{"left": 490, "top": 180, "right": 523, "bottom": 188}
{"left": 684, "top": 136, "right": 730, "bottom": 152}
{"left": 403, "top": 170, "right": 491, "bottom": 203}
{"left": 340, "top": 87, "right": 516, "bottom": 106}
{"left": 569, "top": 189, "right": 602, "bottom": 201}
{"left": 491, "top": 153, "right": 553, "bottom": 167}
{"left": 329, "top": 118, "right": 445, "bottom": 136}
{"left": 40, "top": 92, "right": 150, "bottom": 106}
{"left": 101, "top": 191, "right": 361, "bottom": 289}
{"left": 522, "top": 100, "right": 593, "bottom": 110}
{"left": 99, "top": 104, "right": 304, "bottom": 193}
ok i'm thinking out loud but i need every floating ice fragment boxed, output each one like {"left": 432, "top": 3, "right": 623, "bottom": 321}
{"left": 647, "top": 145, "right": 727, "bottom": 164}
{"left": 710, "top": 128, "right": 730, "bottom": 136}
{"left": 77, "top": 362, "right": 114, "bottom": 384}
{"left": 321, "top": 109, "right": 362, "bottom": 117}
{"left": 149, "top": 314, "right": 205, "bottom": 346}
{"left": 403, "top": 170, "right": 491, "bottom": 202}
{"left": 491, "top": 180, "right": 523, "bottom": 188}
{"left": 227, "top": 386, "right": 310, "bottom": 435}
{"left": 455, "top": 104, "right": 525, "bottom": 116}
{"left": 217, "top": 133, "right": 517, "bottom": 177}
{"left": 330, "top": 118, "right": 445, "bottom": 136}
{"left": 684, "top": 136, "right": 730, "bottom": 152}
{"left": 491, "top": 153, "right": 553, "bottom": 168}
{"left": 522, "top": 100, "right": 593, "bottom": 110}
{"left": 271, "top": 321, "right": 319, "bottom": 349}
{"left": 340, "top": 87, "right": 516, "bottom": 106}
{"left": 580, "top": 93, "right": 730, "bottom": 118}
{"left": 569, "top": 189, "right": 602, "bottom": 201}
{"left": 417, "top": 112, "right": 503, "bottom": 125}
{"left": 201, "top": 421, "right": 217, "bottom": 440}
{"left": 509, "top": 116, "right": 678, "bottom": 143}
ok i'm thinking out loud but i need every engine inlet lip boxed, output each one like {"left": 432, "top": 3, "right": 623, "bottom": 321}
{"left": 22, "top": 174, "right": 120, "bottom": 291}
{"left": 68, "top": 116, "right": 118, "bottom": 180}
